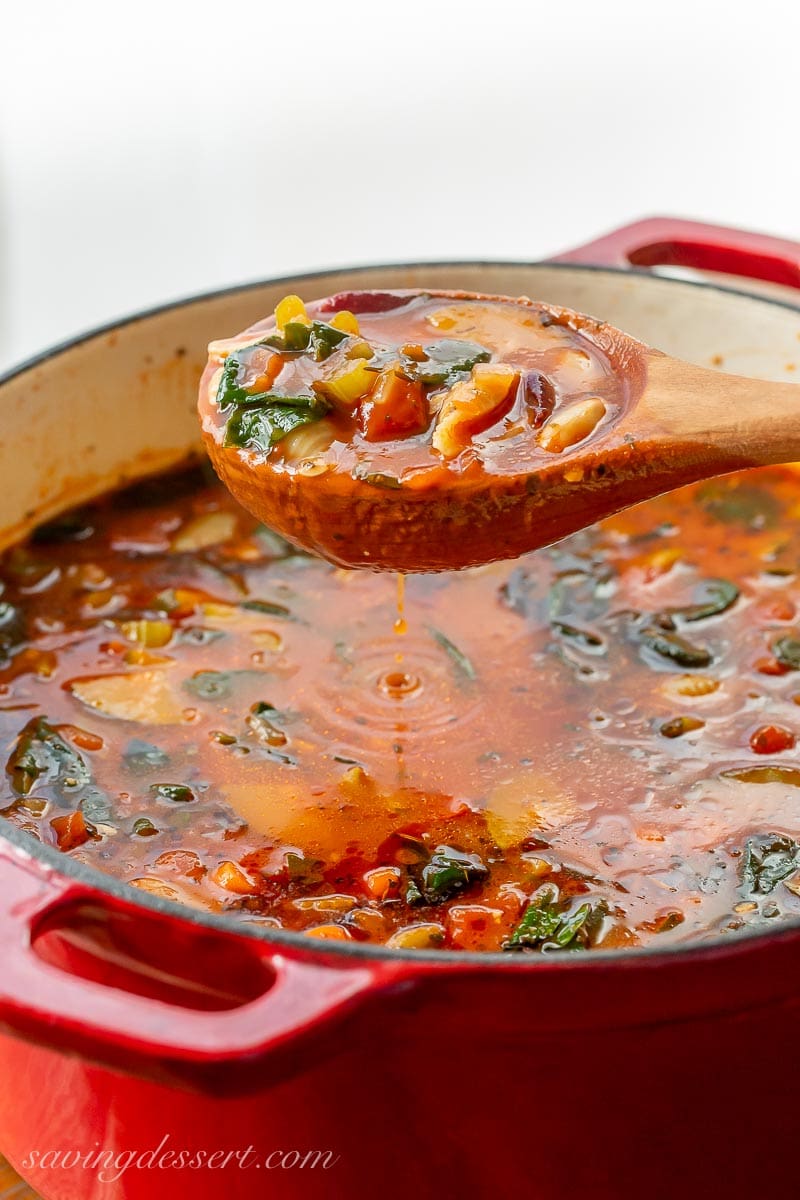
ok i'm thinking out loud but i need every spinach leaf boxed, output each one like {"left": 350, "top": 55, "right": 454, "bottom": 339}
{"left": 32, "top": 510, "right": 94, "bottom": 544}
{"left": 124, "top": 739, "right": 170, "bottom": 772}
{"left": 224, "top": 394, "right": 329, "bottom": 452}
{"left": 215, "top": 347, "right": 268, "bottom": 412}
{"left": 427, "top": 627, "right": 477, "bottom": 683}
{"left": 697, "top": 481, "right": 780, "bottom": 529}
{"left": 278, "top": 321, "right": 313, "bottom": 352}
{"left": 284, "top": 852, "right": 324, "bottom": 885}
{"left": 184, "top": 670, "right": 236, "bottom": 701}
{"left": 247, "top": 702, "right": 289, "bottom": 748}
{"left": 151, "top": 783, "right": 196, "bottom": 803}
{"left": 80, "top": 790, "right": 113, "bottom": 824}
{"left": 215, "top": 338, "right": 332, "bottom": 451}
{"left": 184, "top": 669, "right": 264, "bottom": 702}
{"left": 240, "top": 598, "right": 292, "bottom": 619}
{"left": 133, "top": 817, "right": 159, "bottom": 837}
{"left": 505, "top": 886, "right": 608, "bottom": 951}
{"left": 0, "top": 601, "right": 24, "bottom": 660}
{"left": 741, "top": 834, "right": 800, "bottom": 895}
{"left": 415, "top": 845, "right": 488, "bottom": 903}
{"left": 663, "top": 578, "right": 739, "bottom": 623}
{"left": 263, "top": 318, "right": 349, "bottom": 361}
{"left": 6, "top": 717, "right": 91, "bottom": 798}
{"left": 414, "top": 339, "right": 492, "bottom": 386}
{"left": 552, "top": 901, "right": 598, "bottom": 947}
{"left": 504, "top": 886, "right": 562, "bottom": 948}
{"left": 309, "top": 321, "right": 349, "bottom": 361}
{"left": 773, "top": 636, "right": 800, "bottom": 670}
{"left": 639, "top": 626, "right": 712, "bottom": 669}
{"left": 552, "top": 621, "right": 605, "bottom": 651}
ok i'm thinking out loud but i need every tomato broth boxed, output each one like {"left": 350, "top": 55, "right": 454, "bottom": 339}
{"left": 2, "top": 462, "right": 800, "bottom": 952}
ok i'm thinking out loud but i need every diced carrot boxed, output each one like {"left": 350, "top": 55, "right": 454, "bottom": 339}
{"left": 363, "top": 865, "right": 402, "bottom": 899}
{"left": 304, "top": 924, "right": 352, "bottom": 941}
{"left": 57, "top": 725, "right": 104, "bottom": 752}
{"left": 50, "top": 811, "right": 91, "bottom": 851}
{"left": 446, "top": 905, "right": 505, "bottom": 952}
{"left": 0, "top": 648, "right": 57, "bottom": 683}
{"left": 211, "top": 860, "right": 260, "bottom": 895}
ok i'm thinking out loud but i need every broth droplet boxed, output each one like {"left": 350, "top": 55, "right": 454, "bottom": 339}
{"left": 394, "top": 573, "right": 407, "bottom": 637}
{"left": 378, "top": 669, "right": 422, "bottom": 699}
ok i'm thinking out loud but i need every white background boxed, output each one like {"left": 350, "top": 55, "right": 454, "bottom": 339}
{"left": 1, "top": 0, "right": 798, "bottom": 370}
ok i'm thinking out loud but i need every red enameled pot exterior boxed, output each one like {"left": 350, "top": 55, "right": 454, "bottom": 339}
{"left": 1, "top": 218, "right": 800, "bottom": 1200}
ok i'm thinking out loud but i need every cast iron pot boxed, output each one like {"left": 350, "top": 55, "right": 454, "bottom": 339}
{"left": 1, "top": 219, "right": 800, "bottom": 1200}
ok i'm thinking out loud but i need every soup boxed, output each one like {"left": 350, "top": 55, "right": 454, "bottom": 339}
{"left": 198, "top": 290, "right": 644, "bottom": 571}
{"left": 1, "top": 460, "right": 800, "bottom": 952}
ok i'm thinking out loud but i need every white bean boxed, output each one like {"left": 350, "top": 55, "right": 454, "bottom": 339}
{"left": 537, "top": 397, "right": 606, "bottom": 453}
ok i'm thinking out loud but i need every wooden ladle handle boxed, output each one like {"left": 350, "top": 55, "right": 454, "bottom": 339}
{"left": 634, "top": 352, "right": 800, "bottom": 472}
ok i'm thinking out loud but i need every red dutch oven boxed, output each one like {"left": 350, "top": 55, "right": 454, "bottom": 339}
{"left": 1, "top": 218, "right": 800, "bottom": 1200}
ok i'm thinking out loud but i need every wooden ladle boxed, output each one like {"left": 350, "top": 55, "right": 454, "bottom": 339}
{"left": 200, "top": 290, "right": 800, "bottom": 572}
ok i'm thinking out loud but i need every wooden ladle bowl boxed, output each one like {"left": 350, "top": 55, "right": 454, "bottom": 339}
{"left": 199, "top": 288, "right": 800, "bottom": 572}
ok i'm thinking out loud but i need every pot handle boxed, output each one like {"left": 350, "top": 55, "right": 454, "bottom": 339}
{"left": 550, "top": 216, "right": 800, "bottom": 291}
{"left": 0, "top": 841, "right": 407, "bottom": 1090}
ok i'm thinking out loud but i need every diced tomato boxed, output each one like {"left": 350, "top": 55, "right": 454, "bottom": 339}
{"left": 754, "top": 655, "right": 790, "bottom": 676}
{"left": 50, "top": 811, "right": 91, "bottom": 851}
{"left": 750, "top": 724, "right": 796, "bottom": 754}
{"left": 360, "top": 370, "right": 428, "bottom": 441}
{"left": 757, "top": 596, "right": 797, "bottom": 623}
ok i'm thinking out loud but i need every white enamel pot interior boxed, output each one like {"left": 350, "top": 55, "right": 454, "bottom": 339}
{"left": 1, "top": 262, "right": 800, "bottom": 552}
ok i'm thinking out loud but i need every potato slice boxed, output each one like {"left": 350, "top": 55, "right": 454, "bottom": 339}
{"left": 68, "top": 669, "right": 187, "bottom": 725}
{"left": 486, "top": 772, "right": 579, "bottom": 849}
{"left": 171, "top": 511, "right": 238, "bottom": 553}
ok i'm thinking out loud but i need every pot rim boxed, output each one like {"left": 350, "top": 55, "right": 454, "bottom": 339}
{"left": 3, "top": 256, "right": 799, "bottom": 388}
{"left": 3, "top": 256, "right": 800, "bottom": 973}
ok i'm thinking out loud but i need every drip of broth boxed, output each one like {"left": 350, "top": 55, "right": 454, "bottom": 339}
{"left": 392, "top": 573, "right": 409, "bottom": 779}
{"left": 394, "top": 572, "right": 407, "bottom": 668}
{"left": 394, "top": 572, "right": 407, "bottom": 639}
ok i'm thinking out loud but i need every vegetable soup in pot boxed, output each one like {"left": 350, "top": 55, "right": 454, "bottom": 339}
{"left": 3, "top": 448, "right": 800, "bottom": 952}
